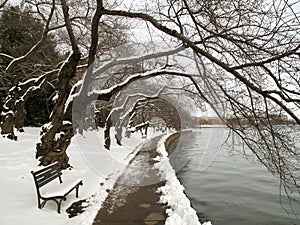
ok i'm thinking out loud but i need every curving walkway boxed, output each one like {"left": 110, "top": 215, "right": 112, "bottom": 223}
{"left": 92, "top": 135, "right": 167, "bottom": 225}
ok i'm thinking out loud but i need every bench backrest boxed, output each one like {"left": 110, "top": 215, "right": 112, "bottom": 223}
{"left": 31, "top": 162, "right": 63, "bottom": 189}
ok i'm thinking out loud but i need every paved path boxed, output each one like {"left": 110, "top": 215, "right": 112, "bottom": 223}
{"left": 93, "top": 136, "right": 167, "bottom": 225}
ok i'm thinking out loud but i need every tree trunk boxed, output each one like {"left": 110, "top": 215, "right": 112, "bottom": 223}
{"left": 37, "top": 124, "right": 73, "bottom": 168}
{"left": 104, "top": 118, "right": 112, "bottom": 150}
{"left": 0, "top": 113, "right": 16, "bottom": 140}
{"left": 36, "top": 52, "right": 81, "bottom": 168}
{"left": 1, "top": 87, "right": 18, "bottom": 140}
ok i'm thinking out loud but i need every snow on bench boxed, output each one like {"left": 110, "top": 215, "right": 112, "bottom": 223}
{"left": 31, "top": 162, "right": 83, "bottom": 213}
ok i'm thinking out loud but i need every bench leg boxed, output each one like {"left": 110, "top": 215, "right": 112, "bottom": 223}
{"left": 40, "top": 200, "right": 47, "bottom": 209}
{"left": 37, "top": 198, "right": 42, "bottom": 209}
{"left": 76, "top": 186, "right": 79, "bottom": 198}
{"left": 76, "top": 181, "right": 83, "bottom": 198}
{"left": 41, "top": 198, "right": 65, "bottom": 214}
{"left": 57, "top": 198, "right": 64, "bottom": 214}
{"left": 37, "top": 181, "right": 83, "bottom": 213}
{"left": 55, "top": 197, "right": 67, "bottom": 214}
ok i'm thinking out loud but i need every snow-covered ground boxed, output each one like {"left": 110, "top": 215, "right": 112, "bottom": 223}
{"left": 0, "top": 127, "right": 144, "bottom": 225}
{"left": 0, "top": 127, "right": 210, "bottom": 225}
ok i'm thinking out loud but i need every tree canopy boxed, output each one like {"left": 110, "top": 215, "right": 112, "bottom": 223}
{"left": 0, "top": 0, "right": 299, "bottom": 199}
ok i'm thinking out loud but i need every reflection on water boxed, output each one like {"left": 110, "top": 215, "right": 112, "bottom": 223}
{"left": 170, "top": 128, "right": 300, "bottom": 225}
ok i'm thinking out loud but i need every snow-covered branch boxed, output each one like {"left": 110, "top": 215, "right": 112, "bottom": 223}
{"left": 0, "top": 53, "right": 14, "bottom": 60}
{"left": 72, "top": 45, "right": 186, "bottom": 100}
{"left": 65, "top": 45, "right": 187, "bottom": 112}
{"left": 90, "top": 69, "right": 193, "bottom": 99}
{"left": 108, "top": 86, "right": 166, "bottom": 120}
{"left": 92, "top": 45, "right": 186, "bottom": 79}
{"left": 103, "top": 87, "right": 166, "bottom": 149}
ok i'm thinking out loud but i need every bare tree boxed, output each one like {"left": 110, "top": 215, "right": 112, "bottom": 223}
{"left": 0, "top": 0, "right": 299, "bottom": 199}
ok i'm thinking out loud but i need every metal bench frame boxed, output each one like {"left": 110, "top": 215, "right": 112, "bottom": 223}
{"left": 31, "top": 162, "right": 83, "bottom": 213}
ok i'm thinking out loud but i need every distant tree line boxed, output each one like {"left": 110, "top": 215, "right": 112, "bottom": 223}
{"left": 199, "top": 115, "right": 294, "bottom": 126}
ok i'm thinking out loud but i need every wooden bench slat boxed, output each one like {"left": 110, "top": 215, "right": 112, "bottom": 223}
{"left": 35, "top": 168, "right": 61, "bottom": 179}
{"left": 32, "top": 162, "right": 61, "bottom": 175}
{"left": 37, "top": 173, "right": 62, "bottom": 188}
{"left": 35, "top": 167, "right": 60, "bottom": 179}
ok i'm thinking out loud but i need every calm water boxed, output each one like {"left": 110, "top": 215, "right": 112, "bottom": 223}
{"left": 169, "top": 128, "right": 300, "bottom": 225}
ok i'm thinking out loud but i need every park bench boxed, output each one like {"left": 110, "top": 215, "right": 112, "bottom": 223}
{"left": 31, "top": 162, "right": 83, "bottom": 213}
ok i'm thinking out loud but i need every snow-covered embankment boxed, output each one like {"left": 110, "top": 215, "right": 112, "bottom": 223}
{"left": 155, "top": 133, "right": 212, "bottom": 225}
